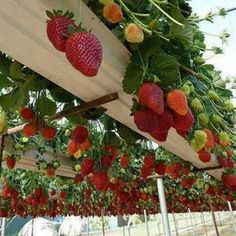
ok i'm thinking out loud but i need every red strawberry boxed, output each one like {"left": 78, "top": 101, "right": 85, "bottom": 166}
{"left": 72, "top": 126, "right": 89, "bottom": 143}
{"left": 156, "top": 109, "right": 174, "bottom": 132}
{"left": 228, "top": 158, "right": 234, "bottom": 169}
{"left": 66, "top": 32, "right": 102, "bottom": 76}
{"left": 120, "top": 154, "right": 130, "bottom": 168}
{"left": 20, "top": 107, "right": 34, "bottom": 120}
{"left": 167, "top": 89, "right": 188, "bottom": 115}
{"left": 134, "top": 109, "right": 159, "bottom": 132}
{"left": 6, "top": 156, "right": 16, "bottom": 169}
{"left": 46, "top": 10, "right": 75, "bottom": 52}
{"left": 155, "top": 162, "right": 166, "bottom": 175}
{"left": 81, "top": 158, "right": 94, "bottom": 176}
{"left": 42, "top": 127, "right": 57, "bottom": 140}
{"left": 101, "top": 155, "right": 113, "bottom": 167}
{"left": 144, "top": 154, "right": 155, "bottom": 168}
{"left": 103, "top": 145, "right": 119, "bottom": 159}
{"left": 74, "top": 174, "right": 84, "bottom": 184}
{"left": 141, "top": 166, "right": 152, "bottom": 181}
{"left": 138, "top": 83, "right": 164, "bottom": 114}
{"left": 39, "top": 196, "right": 48, "bottom": 205}
{"left": 92, "top": 172, "right": 109, "bottom": 191}
{"left": 60, "top": 191, "right": 67, "bottom": 199}
{"left": 218, "top": 157, "right": 228, "bottom": 167}
{"left": 67, "top": 139, "right": 80, "bottom": 156}
{"left": 226, "top": 175, "right": 236, "bottom": 191}
{"left": 173, "top": 108, "right": 194, "bottom": 131}
{"left": 198, "top": 151, "right": 211, "bottom": 163}
{"left": 23, "top": 124, "right": 37, "bottom": 137}
{"left": 34, "top": 188, "right": 43, "bottom": 198}
{"left": 176, "top": 129, "right": 189, "bottom": 138}
{"left": 150, "top": 129, "right": 168, "bottom": 142}
{"left": 203, "top": 128, "right": 215, "bottom": 149}
{"left": 46, "top": 167, "right": 55, "bottom": 177}
{"left": 226, "top": 149, "right": 233, "bottom": 158}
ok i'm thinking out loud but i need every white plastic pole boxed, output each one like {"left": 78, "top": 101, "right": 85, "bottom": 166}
{"left": 87, "top": 217, "right": 90, "bottom": 236}
{"left": 144, "top": 210, "right": 150, "bottom": 236}
{"left": 188, "top": 208, "right": 195, "bottom": 236}
{"left": 172, "top": 212, "right": 179, "bottom": 236}
{"left": 123, "top": 215, "right": 125, "bottom": 236}
{"left": 1, "top": 218, "right": 6, "bottom": 236}
{"left": 127, "top": 215, "right": 131, "bottom": 236}
{"left": 156, "top": 178, "right": 171, "bottom": 236}
{"left": 228, "top": 201, "right": 236, "bottom": 232}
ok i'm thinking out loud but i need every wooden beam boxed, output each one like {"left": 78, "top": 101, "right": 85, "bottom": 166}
{"left": 0, "top": 0, "right": 223, "bottom": 180}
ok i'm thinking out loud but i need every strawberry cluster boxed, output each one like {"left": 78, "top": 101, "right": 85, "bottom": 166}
{"left": 46, "top": 10, "right": 102, "bottom": 77}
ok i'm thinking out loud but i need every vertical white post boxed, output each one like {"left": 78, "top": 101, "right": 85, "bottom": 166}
{"left": 157, "top": 178, "right": 171, "bottom": 236}
{"left": 144, "top": 210, "right": 150, "bottom": 236}
{"left": 123, "top": 215, "right": 125, "bottom": 236}
{"left": 127, "top": 215, "right": 131, "bottom": 236}
{"left": 1, "top": 218, "right": 6, "bottom": 236}
{"left": 172, "top": 212, "right": 179, "bottom": 236}
{"left": 101, "top": 208, "right": 105, "bottom": 236}
{"left": 188, "top": 208, "right": 195, "bottom": 236}
{"left": 228, "top": 201, "right": 236, "bottom": 232}
{"left": 87, "top": 217, "right": 90, "bottom": 236}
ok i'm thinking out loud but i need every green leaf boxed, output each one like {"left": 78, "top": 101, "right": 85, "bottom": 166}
{"left": 37, "top": 95, "right": 57, "bottom": 116}
{"left": 9, "top": 61, "right": 23, "bottom": 80}
{"left": 0, "top": 94, "right": 11, "bottom": 111}
{"left": 27, "top": 75, "right": 50, "bottom": 91}
{"left": 150, "top": 52, "right": 180, "bottom": 87}
{"left": 0, "top": 53, "right": 11, "bottom": 76}
{"left": 0, "top": 74, "right": 13, "bottom": 89}
{"left": 102, "top": 131, "right": 120, "bottom": 145}
{"left": 50, "top": 87, "right": 75, "bottom": 103}
{"left": 86, "top": 107, "right": 107, "bottom": 120}
{"left": 123, "top": 63, "right": 143, "bottom": 94}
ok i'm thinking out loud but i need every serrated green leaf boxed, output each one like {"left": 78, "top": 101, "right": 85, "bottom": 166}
{"left": 37, "top": 95, "right": 57, "bottom": 116}
{"left": 150, "top": 52, "right": 180, "bottom": 87}
{"left": 27, "top": 75, "right": 49, "bottom": 91}
{"left": 9, "top": 61, "right": 23, "bottom": 80}
{"left": 123, "top": 63, "right": 143, "bottom": 94}
{"left": 103, "top": 131, "right": 120, "bottom": 145}
{"left": 50, "top": 87, "right": 75, "bottom": 103}
{"left": 0, "top": 74, "right": 13, "bottom": 89}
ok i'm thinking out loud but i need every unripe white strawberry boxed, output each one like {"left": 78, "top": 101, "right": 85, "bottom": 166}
{"left": 124, "top": 23, "right": 144, "bottom": 43}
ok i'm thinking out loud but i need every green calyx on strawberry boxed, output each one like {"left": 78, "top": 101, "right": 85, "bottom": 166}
{"left": 197, "top": 113, "right": 209, "bottom": 127}
{"left": 46, "top": 9, "right": 76, "bottom": 52}
{"left": 208, "top": 90, "right": 220, "bottom": 102}
{"left": 66, "top": 31, "right": 103, "bottom": 77}
{"left": 191, "top": 98, "right": 204, "bottom": 112}
{"left": 219, "top": 131, "right": 229, "bottom": 142}
{"left": 211, "top": 114, "right": 222, "bottom": 126}
{"left": 0, "top": 108, "right": 8, "bottom": 135}
{"left": 194, "top": 57, "right": 205, "bottom": 65}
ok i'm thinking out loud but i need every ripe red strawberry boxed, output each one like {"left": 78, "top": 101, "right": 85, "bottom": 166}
{"left": 46, "top": 10, "right": 75, "bottom": 52}
{"left": 34, "top": 188, "right": 43, "bottom": 198}
{"left": 46, "top": 167, "right": 55, "bottom": 177}
{"left": 120, "top": 154, "right": 130, "bottom": 168}
{"left": 226, "top": 174, "right": 236, "bottom": 191}
{"left": 155, "top": 162, "right": 166, "bottom": 175}
{"left": 138, "top": 83, "right": 164, "bottom": 115}
{"left": 198, "top": 151, "right": 211, "bottom": 163}
{"left": 173, "top": 108, "right": 194, "bottom": 131}
{"left": 74, "top": 174, "right": 84, "bottom": 184}
{"left": 101, "top": 155, "right": 113, "bottom": 167}
{"left": 149, "top": 129, "right": 168, "bottom": 142}
{"left": 203, "top": 128, "right": 215, "bottom": 149}
{"left": 103, "top": 145, "right": 119, "bottom": 159}
{"left": 6, "top": 156, "right": 16, "bottom": 169}
{"left": 176, "top": 129, "right": 189, "bottom": 138}
{"left": 39, "top": 196, "right": 48, "bottom": 205}
{"left": 167, "top": 89, "right": 188, "bottom": 115}
{"left": 141, "top": 166, "right": 152, "bottom": 181}
{"left": 226, "top": 149, "right": 233, "bottom": 158}
{"left": 144, "top": 154, "right": 155, "bottom": 168}
{"left": 66, "top": 32, "right": 102, "bottom": 77}
{"left": 67, "top": 139, "right": 80, "bottom": 156}
{"left": 228, "top": 158, "right": 234, "bottom": 169}
{"left": 81, "top": 158, "right": 94, "bottom": 176}
{"left": 72, "top": 126, "right": 89, "bottom": 143}
{"left": 60, "top": 191, "right": 67, "bottom": 199}
{"left": 20, "top": 107, "right": 34, "bottom": 120}
{"left": 134, "top": 109, "right": 159, "bottom": 132}
{"left": 42, "top": 127, "right": 57, "bottom": 140}
{"left": 218, "top": 157, "right": 228, "bottom": 167}
{"left": 92, "top": 172, "right": 109, "bottom": 191}
{"left": 23, "top": 123, "right": 37, "bottom": 137}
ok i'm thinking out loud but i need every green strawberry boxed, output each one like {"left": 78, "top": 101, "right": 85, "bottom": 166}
{"left": 0, "top": 109, "right": 8, "bottom": 135}
{"left": 181, "top": 84, "right": 191, "bottom": 96}
{"left": 65, "top": 129, "right": 72, "bottom": 137}
{"left": 208, "top": 90, "right": 220, "bottom": 101}
{"left": 40, "top": 162, "right": 47, "bottom": 170}
{"left": 194, "top": 130, "right": 207, "bottom": 145}
{"left": 198, "top": 113, "right": 209, "bottom": 127}
{"left": 219, "top": 131, "right": 229, "bottom": 142}
{"left": 211, "top": 114, "right": 222, "bottom": 126}
{"left": 190, "top": 138, "right": 205, "bottom": 152}
{"left": 74, "top": 164, "right": 81, "bottom": 172}
{"left": 194, "top": 57, "right": 205, "bottom": 65}
{"left": 224, "top": 100, "right": 234, "bottom": 111}
{"left": 191, "top": 98, "right": 204, "bottom": 112}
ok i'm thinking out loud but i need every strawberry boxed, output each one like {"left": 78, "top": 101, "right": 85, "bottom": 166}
{"left": 72, "top": 126, "right": 89, "bottom": 143}
{"left": 46, "top": 10, "right": 75, "bottom": 52}
{"left": 103, "top": 145, "right": 119, "bottom": 159}
{"left": 208, "top": 90, "right": 220, "bottom": 102}
{"left": 150, "top": 129, "right": 168, "bottom": 142}
{"left": 124, "top": 23, "right": 144, "bottom": 43}
{"left": 144, "top": 154, "right": 155, "bottom": 168}
{"left": 39, "top": 196, "right": 48, "bottom": 205}
{"left": 156, "top": 109, "right": 174, "bottom": 132}
{"left": 197, "top": 113, "right": 209, "bottom": 127}
{"left": 23, "top": 123, "right": 37, "bottom": 137}
{"left": 191, "top": 98, "right": 203, "bottom": 113}
{"left": 227, "top": 158, "right": 234, "bottom": 169}
{"left": 155, "top": 162, "right": 166, "bottom": 175}
{"left": 81, "top": 158, "right": 94, "bottom": 176}
{"left": 103, "top": 3, "right": 123, "bottom": 24}
{"left": 80, "top": 139, "right": 91, "bottom": 151}
{"left": 120, "top": 154, "right": 130, "bottom": 168}
{"left": 226, "top": 149, "right": 233, "bottom": 158}
{"left": 101, "top": 155, "right": 113, "bottom": 167}
{"left": 198, "top": 151, "right": 211, "bottom": 163}
{"left": 6, "top": 156, "right": 16, "bottom": 169}
{"left": 60, "top": 191, "right": 67, "bottom": 199}
{"left": 41, "top": 127, "right": 57, "bottom": 140}
{"left": 167, "top": 89, "right": 188, "bottom": 115}
{"left": 134, "top": 109, "right": 159, "bottom": 132}
{"left": 141, "top": 166, "right": 152, "bottom": 181}
{"left": 34, "top": 188, "right": 43, "bottom": 198}
{"left": 226, "top": 175, "right": 236, "bottom": 191}
{"left": 176, "top": 129, "right": 188, "bottom": 138}
{"left": 203, "top": 128, "right": 215, "bottom": 149}
{"left": 138, "top": 83, "right": 164, "bottom": 115}
{"left": 173, "top": 108, "right": 194, "bottom": 131}
{"left": 67, "top": 139, "right": 80, "bottom": 156}
{"left": 211, "top": 114, "right": 222, "bottom": 126}
{"left": 219, "top": 132, "right": 230, "bottom": 147}
{"left": 218, "top": 157, "right": 228, "bottom": 167}
{"left": 92, "top": 172, "right": 109, "bottom": 191}
{"left": 66, "top": 32, "right": 102, "bottom": 77}
{"left": 46, "top": 167, "right": 55, "bottom": 177}
{"left": 74, "top": 174, "right": 84, "bottom": 184}
{"left": 20, "top": 107, "right": 34, "bottom": 120}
